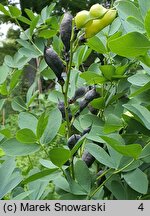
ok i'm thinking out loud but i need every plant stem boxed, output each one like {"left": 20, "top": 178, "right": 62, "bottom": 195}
{"left": 63, "top": 19, "right": 75, "bottom": 138}
{"left": 28, "top": 155, "right": 33, "bottom": 168}
{"left": 15, "top": 18, "right": 43, "bottom": 55}
{"left": 88, "top": 159, "right": 135, "bottom": 200}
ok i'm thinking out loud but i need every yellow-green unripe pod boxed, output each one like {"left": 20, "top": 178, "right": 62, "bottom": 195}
{"left": 89, "top": 3, "right": 108, "bottom": 18}
{"left": 74, "top": 10, "right": 90, "bottom": 29}
{"left": 85, "top": 9, "right": 117, "bottom": 38}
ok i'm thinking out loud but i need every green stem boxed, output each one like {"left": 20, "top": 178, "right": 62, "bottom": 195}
{"left": 63, "top": 19, "right": 75, "bottom": 138}
{"left": 15, "top": 18, "right": 43, "bottom": 55}
{"left": 28, "top": 155, "right": 33, "bottom": 168}
{"left": 39, "top": 143, "right": 49, "bottom": 157}
{"left": 96, "top": 168, "right": 112, "bottom": 181}
{"left": 88, "top": 159, "right": 135, "bottom": 200}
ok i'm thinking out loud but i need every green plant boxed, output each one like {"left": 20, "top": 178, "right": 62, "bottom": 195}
{"left": 0, "top": 0, "right": 150, "bottom": 200}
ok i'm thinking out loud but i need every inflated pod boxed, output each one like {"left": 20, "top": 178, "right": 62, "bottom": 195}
{"left": 82, "top": 150, "right": 95, "bottom": 167}
{"left": 58, "top": 101, "right": 72, "bottom": 120}
{"left": 70, "top": 86, "right": 88, "bottom": 103}
{"left": 60, "top": 12, "right": 73, "bottom": 52}
{"left": 85, "top": 9, "right": 117, "bottom": 38}
{"left": 84, "top": 88, "right": 100, "bottom": 102}
{"left": 79, "top": 99, "right": 89, "bottom": 112}
{"left": 67, "top": 134, "right": 81, "bottom": 150}
{"left": 44, "top": 46, "right": 65, "bottom": 81}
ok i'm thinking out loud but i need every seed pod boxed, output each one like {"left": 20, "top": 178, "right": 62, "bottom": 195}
{"left": 70, "top": 87, "right": 88, "bottom": 103}
{"left": 88, "top": 104, "right": 99, "bottom": 115}
{"left": 44, "top": 46, "right": 65, "bottom": 81}
{"left": 60, "top": 12, "right": 73, "bottom": 52}
{"left": 79, "top": 99, "right": 89, "bottom": 112}
{"left": 89, "top": 4, "right": 108, "bottom": 18}
{"left": 84, "top": 88, "right": 100, "bottom": 102}
{"left": 85, "top": 9, "right": 117, "bottom": 38}
{"left": 82, "top": 150, "right": 95, "bottom": 167}
{"left": 82, "top": 126, "right": 91, "bottom": 135}
{"left": 67, "top": 134, "right": 81, "bottom": 150}
{"left": 97, "top": 170, "right": 105, "bottom": 186}
{"left": 58, "top": 101, "right": 72, "bottom": 120}
{"left": 75, "top": 10, "right": 90, "bottom": 29}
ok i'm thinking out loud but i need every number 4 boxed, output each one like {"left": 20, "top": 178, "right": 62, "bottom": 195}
{"left": 138, "top": 203, "right": 144, "bottom": 211}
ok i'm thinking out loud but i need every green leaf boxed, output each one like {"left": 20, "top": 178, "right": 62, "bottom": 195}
{"left": 12, "top": 191, "right": 33, "bottom": 200}
{"left": 17, "top": 16, "right": 31, "bottom": 25}
{"left": 69, "top": 179, "right": 87, "bottom": 195}
{"left": 0, "top": 81, "right": 8, "bottom": 95}
{"left": 0, "top": 3, "right": 9, "bottom": 15}
{"left": 117, "top": 0, "right": 142, "bottom": 21}
{"left": 87, "top": 36, "right": 107, "bottom": 54}
{"left": 25, "top": 8, "right": 35, "bottom": 20}
{"left": 39, "top": 159, "right": 57, "bottom": 169}
{"left": 4, "top": 55, "right": 14, "bottom": 68}
{"left": 129, "top": 81, "right": 150, "bottom": 98}
{"left": 100, "top": 65, "right": 116, "bottom": 80}
{"left": 140, "top": 143, "right": 150, "bottom": 163}
{"left": 123, "top": 168, "right": 148, "bottom": 194}
{"left": 0, "top": 128, "right": 11, "bottom": 138}
{"left": 16, "top": 128, "right": 37, "bottom": 143}
{"left": 0, "top": 99, "right": 6, "bottom": 110}
{"left": 127, "top": 16, "right": 145, "bottom": 33}
{"left": 0, "top": 64, "right": 10, "bottom": 84}
{"left": 40, "top": 108, "right": 62, "bottom": 144}
{"left": 10, "top": 70, "right": 22, "bottom": 90}
{"left": 30, "top": 15, "right": 39, "bottom": 37}
{"left": 71, "top": 135, "right": 86, "bottom": 157}
{"left": 39, "top": 29, "right": 57, "bottom": 38}
{"left": 145, "top": 9, "right": 150, "bottom": 38}
{"left": 48, "top": 90, "right": 64, "bottom": 103}
{"left": 138, "top": 0, "right": 150, "bottom": 18}
{"left": 8, "top": 5, "right": 21, "bottom": 18}
{"left": 90, "top": 97, "right": 105, "bottom": 109}
{"left": 49, "top": 148, "right": 71, "bottom": 167}
{"left": 0, "top": 158, "right": 22, "bottom": 200}
{"left": 26, "top": 90, "right": 39, "bottom": 108}
{"left": 74, "top": 46, "right": 91, "bottom": 68}
{"left": 80, "top": 71, "right": 106, "bottom": 85}
{"left": 11, "top": 97, "right": 27, "bottom": 112}
{"left": 1, "top": 138, "right": 40, "bottom": 156}
{"left": 74, "top": 160, "right": 91, "bottom": 192}
{"left": 23, "top": 168, "right": 58, "bottom": 184}
{"left": 101, "top": 136, "right": 142, "bottom": 159}
{"left": 128, "top": 73, "right": 150, "bottom": 86}
{"left": 123, "top": 104, "right": 150, "bottom": 130}
{"left": 18, "top": 112, "right": 38, "bottom": 133}
{"left": 108, "top": 32, "right": 150, "bottom": 57}
{"left": 103, "top": 114, "right": 123, "bottom": 134}
{"left": 86, "top": 143, "right": 116, "bottom": 168}
{"left": 36, "top": 112, "right": 48, "bottom": 139}
{"left": 54, "top": 176, "right": 70, "bottom": 193}
{"left": 110, "top": 180, "right": 127, "bottom": 200}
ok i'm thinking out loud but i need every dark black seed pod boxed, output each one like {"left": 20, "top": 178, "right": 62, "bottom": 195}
{"left": 58, "top": 101, "right": 72, "bottom": 120}
{"left": 60, "top": 12, "right": 73, "bottom": 52}
{"left": 70, "top": 87, "right": 88, "bottom": 103}
{"left": 97, "top": 170, "right": 106, "bottom": 186}
{"left": 82, "top": 150, "right": 95, "bottom": 167}
{"left": 84, "top": 88, "right": 100, "bottom": 102}
{"left": 58, "top": 101, "right": 66, "bottom": 119}
{"left": 44, "top": 46, "right": 65, "bottom": 81}
{"left": 67, "top": 134, "right": 81, "bottom": 150}
{"left": 82, "top": 126, "right": 91, "bottom": 135}
{"left": 88, "top": 104, "right": 99, "bottom": 115}
{"left": 79, "top": 99, "right": 89, "bottom": 112}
